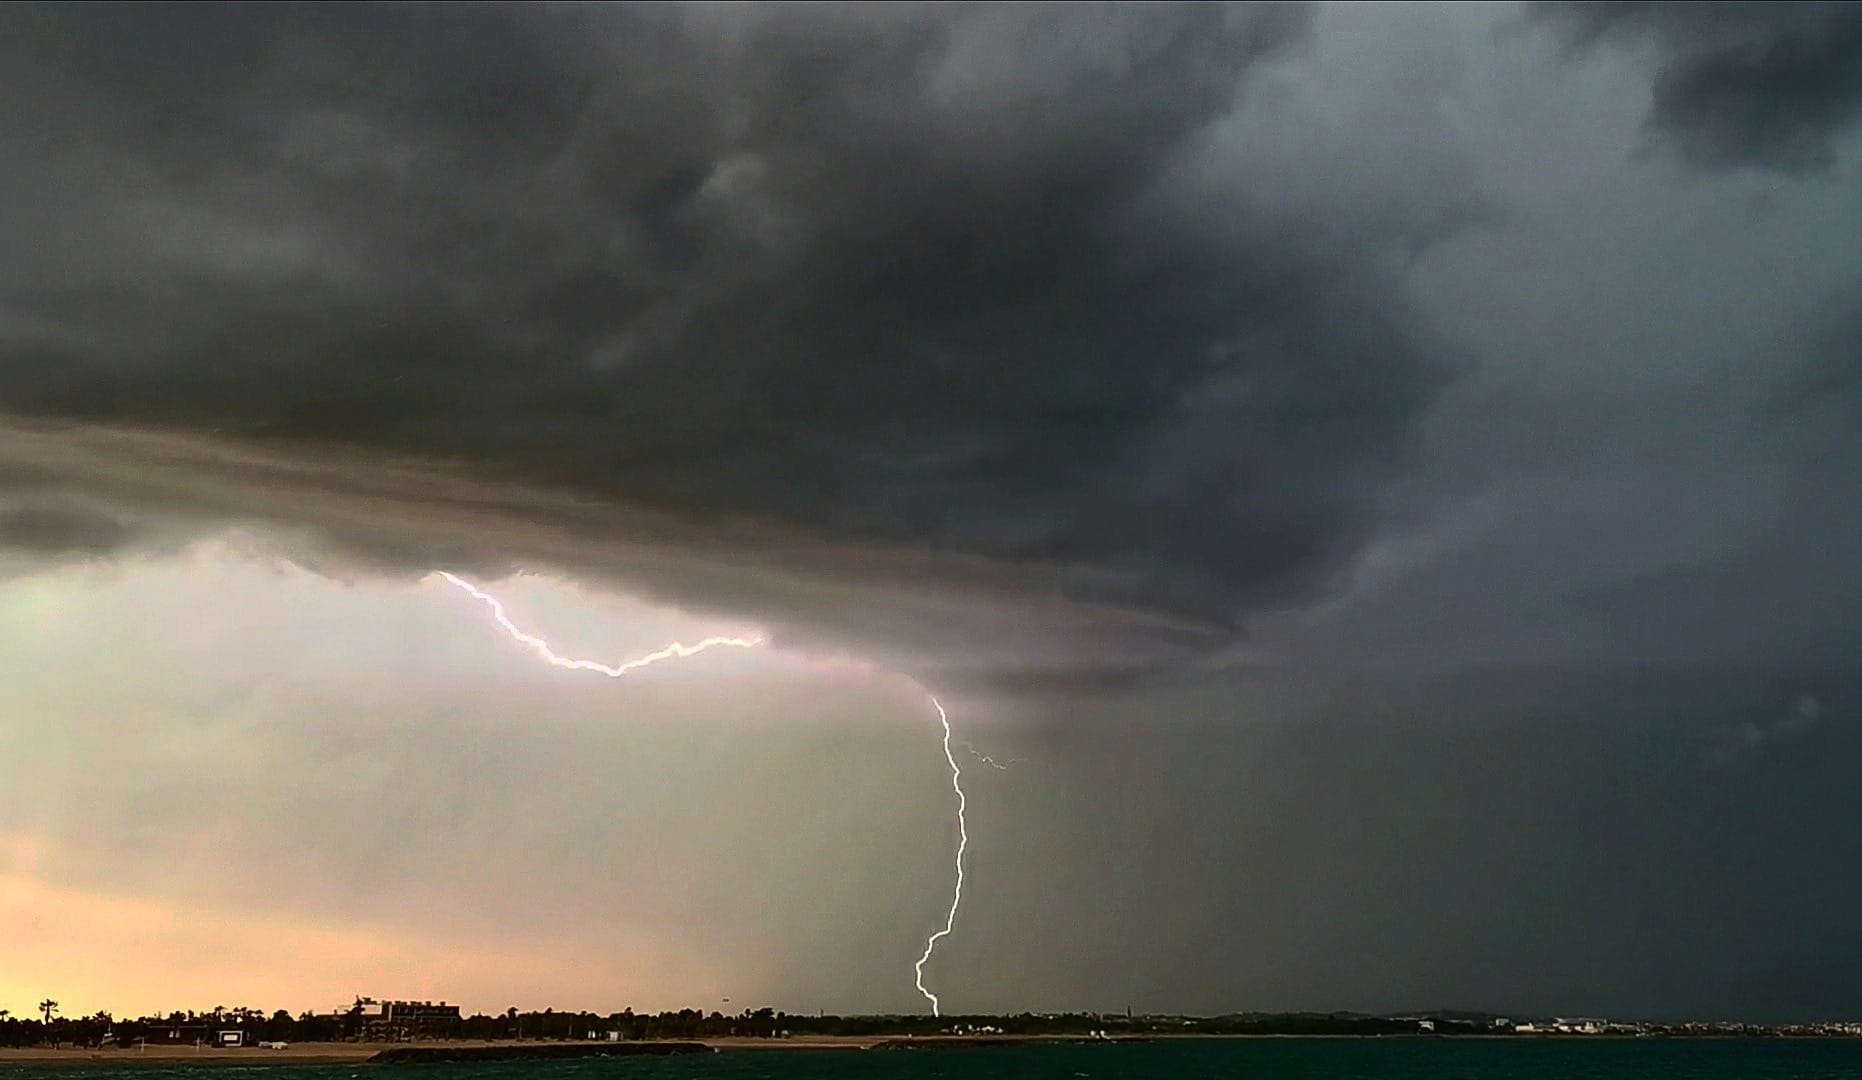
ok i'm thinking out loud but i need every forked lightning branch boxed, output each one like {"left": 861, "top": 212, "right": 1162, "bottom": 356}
{"left": 432, "top": 571, "right": 970, "bottom": 1016}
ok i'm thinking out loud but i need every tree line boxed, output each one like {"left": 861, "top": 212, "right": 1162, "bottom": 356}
{"left": 1, "top": 1004, "right": 796, "bottom": 1047}
{"left": 2, "top": 1002, "right": 1498, "bottom": 1048}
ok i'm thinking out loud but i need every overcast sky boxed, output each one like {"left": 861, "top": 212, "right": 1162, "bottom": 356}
{"left": 3, "top": 1, "right": 1861, "bottom": 1023}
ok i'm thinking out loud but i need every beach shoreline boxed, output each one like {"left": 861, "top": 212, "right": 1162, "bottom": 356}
{"left": 0, "top": 1037, "right": 891, "bottom": 1064}
{"left": 0, "top": 1035, "right": 1141, "bottom": 1064}
{"left": 7, "top": 1031, "right": 1803, "bottom": 1065}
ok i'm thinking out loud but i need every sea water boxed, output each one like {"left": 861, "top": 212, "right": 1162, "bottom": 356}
{"left": 10, "top": 1040, "right": 1862, "bottom": 1080}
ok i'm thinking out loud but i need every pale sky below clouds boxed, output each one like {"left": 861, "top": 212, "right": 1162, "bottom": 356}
{"left": 1, "top": 545, "right": 968, "bottom": 1016}
{"left": 3, "top": 0, "right": 1862, "bottom": 1022}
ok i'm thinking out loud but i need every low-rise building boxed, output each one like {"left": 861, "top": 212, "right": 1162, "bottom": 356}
{"left": 331, "top": 998, "right": 462, "bottom": 1040}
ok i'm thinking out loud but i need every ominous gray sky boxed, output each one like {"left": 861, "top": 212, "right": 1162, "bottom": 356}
{"left": 2, "top": 1, "right": 1860, "bottom": 1022}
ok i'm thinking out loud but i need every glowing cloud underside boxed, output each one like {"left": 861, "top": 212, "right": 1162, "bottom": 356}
{"left": 431, "top": 570, "right": 968, "bottom": 1016}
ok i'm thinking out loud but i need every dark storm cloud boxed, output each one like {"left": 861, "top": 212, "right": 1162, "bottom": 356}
{"left": 1537, "top": 2, "right": 1862, "bottom": 173}
{"left": 0, "top": 1, "right": 1464, "bottom": 633}
{"left": 0, "top": 418, "right": 1230, "bottom": 689}
{"left": 1772, "top": 304, "right": 1862, "bottom": 456}
{"left": 0, "top": 496, "right": 136, "bottom": 555}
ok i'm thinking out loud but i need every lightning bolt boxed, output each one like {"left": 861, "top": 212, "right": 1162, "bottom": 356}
{"left": 432, "top": 571, "right": 968, "bottom": 1016}
{"left": 913, "top": 693, "right": 965, "bottom": 1017}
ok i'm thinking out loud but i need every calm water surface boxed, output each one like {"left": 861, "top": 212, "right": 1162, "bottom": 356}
{"left": 10, "top": 1041, "right": 1862, "bottom": 1080}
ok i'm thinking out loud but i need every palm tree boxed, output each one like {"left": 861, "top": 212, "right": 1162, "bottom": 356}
{"left": 38, "top": 1000, "right": 58, "bottom": 1047}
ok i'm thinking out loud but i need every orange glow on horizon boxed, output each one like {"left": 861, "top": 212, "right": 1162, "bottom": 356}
{"left": 0, "top": 860, "right": 717, "bottom": 1020}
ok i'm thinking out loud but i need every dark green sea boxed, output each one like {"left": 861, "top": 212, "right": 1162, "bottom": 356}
{"left": 11, "top": 1042, "right": 1862, "bottom": 1080}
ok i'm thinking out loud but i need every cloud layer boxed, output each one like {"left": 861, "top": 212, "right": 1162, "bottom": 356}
{"left": 1538, "top": 2, "right": 1862, "bottom": 173}
{"left": 0, "top": 2, "right": 1465, "bottom": 645}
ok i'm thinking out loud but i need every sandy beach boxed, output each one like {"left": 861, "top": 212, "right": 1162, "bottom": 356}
{"left": 2, "top": 1042, "right": 396, "bottom": 1065}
